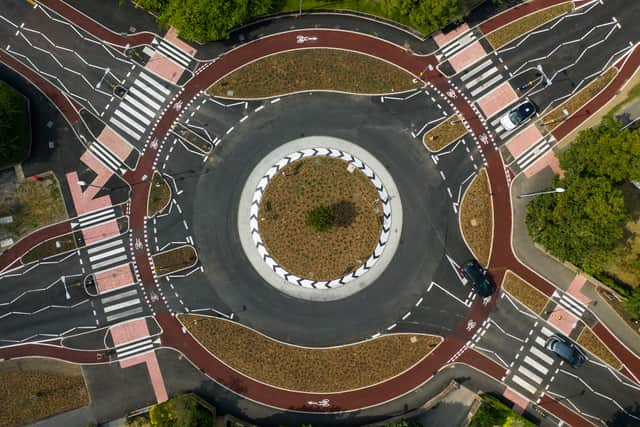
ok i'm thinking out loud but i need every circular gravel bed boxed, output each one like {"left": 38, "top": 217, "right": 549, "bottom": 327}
{"left": 259, "top": 156, "right": 382, "bottom": 281}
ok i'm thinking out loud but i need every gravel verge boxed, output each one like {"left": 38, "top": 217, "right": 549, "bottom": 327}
{"left": 209, "top": 49, "right": 418, "bottom": 99}
{"left": 502, "top": 271, "right": 548, "bottom": 315}
{"left": 577, "top": 327, "right": 622, "bottom": 369}
{"left": 422, "top": 115, "right": 467, "bottom": 152}
{"left": 459, "top": 169, "right": 492, "bottom": 266}
{"left": 179, "top": 314, "right": 442, "bottom": 393}
{"left": 147, "top": 172, "right": 171, "bottom": 217}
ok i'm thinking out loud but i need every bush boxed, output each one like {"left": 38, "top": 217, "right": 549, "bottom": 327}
{"left": 625, "top": 288, "right": 640, "bottom": 320}
{"left": 149, "top": 394, "right": 212, "bottom": 427}
{"left": 470, "top": 395, "right": 535, "bottom": 427}
{"left": 305, "top": 205, "right": 334, "bottom": 232}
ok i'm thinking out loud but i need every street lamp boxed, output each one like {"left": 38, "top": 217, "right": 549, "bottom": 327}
{"left": 77, "top": 180, "right": 111, "bottom": 191}
{"left": 518, "top": 187, "right": 565, "bottom": 199}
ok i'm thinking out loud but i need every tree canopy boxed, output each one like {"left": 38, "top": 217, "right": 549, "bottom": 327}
{"left": 0, "top": 82, "right": 30, "bottom": 169}
{"left": 381, "top": 0, "right": 461, "bottom": 33}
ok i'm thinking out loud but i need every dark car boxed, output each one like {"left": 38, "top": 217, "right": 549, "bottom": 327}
{"left": 545, "top": 334, "right": 587, "bottom": 367}
{"left": 499, "top": 101, "right": 536, "bottom": 131}
{"left": 460, "top": 260, "right": 495, "bottom": 298}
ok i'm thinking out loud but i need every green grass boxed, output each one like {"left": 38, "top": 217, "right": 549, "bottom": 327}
{"left": 0, "top": 82, "right": 31, "bottom": 169}
{"left": 470, "top": 395, "right": 535, "bottom": 427}
{"left": 21, "top": 233, "right": 76, "bottom": 264}
{"left": 605, "top": 81, "right": 640, "bottom": 120}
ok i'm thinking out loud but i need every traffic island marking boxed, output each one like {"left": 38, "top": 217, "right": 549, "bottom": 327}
{"left": 208, "top": 49, "right": 418, "bottom": 99}
{"left": 484, "top": 2, "right": 573, "bottom": 50}
{"left": 422, "top": 114, "right": 467, "bottom": 152}
{"left": 459, "top": 169, "right": 492, "bottom": 266}
{"left": 21, "top": 232, "right": 76, "bottom": 264}
{"left": 151, "top": 244, "right": 197, "bottom": 277}
{"left": 147, "top": 172, "right": 171, "bottom": 217}
{"left": 179, "top": 314, "right": 442, "bottom": 393}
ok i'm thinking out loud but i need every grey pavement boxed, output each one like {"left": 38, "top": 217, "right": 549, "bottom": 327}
{"left": 511, "top": 167, "right": 640, "bottom": 356}
{"left": 407, "top": 383, "right": 478, "bottom": 427}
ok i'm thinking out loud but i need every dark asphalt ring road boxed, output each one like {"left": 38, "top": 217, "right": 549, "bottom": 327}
{"left": 181, "top": 93, "right": 473, "bottom": 347}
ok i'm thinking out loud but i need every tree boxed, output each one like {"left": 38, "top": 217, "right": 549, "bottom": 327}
{"left": 525, "top": 174, "right": 629, "bottom": 274}
{"left": 559, "top": 116, "right": 640, "bottom": 183}
{"left": 159, "top": 0, "right": 273, "bottom": 42}
{"left": 305, "top": 205, "right": 334, "bottom": 232}
{"left": 0, "top": 82, "right": 30, "bottom": 168}
{"left": 381, "top": 0, "right": 460, "bottom": 33}
{"left": 625, "top": 288, "right": 640, "bottom": 320}
{"left": 149, "top": 394, "right": 212, "bottom": 427}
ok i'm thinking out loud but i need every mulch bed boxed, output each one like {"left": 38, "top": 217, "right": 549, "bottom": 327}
{"left": 0, "top": 359, "right": 88, "bottom": 427}
{"left": 259, "top": 157, "right": 382, "bottom": 280}
{"left": 542, "top": 67, "right": 618, "bottom": 132}
{"left": 502, "top": 271, "right": 548, "bottom": 315}
{"left": 459, "top": 169, "right": 492, "bottom": 266}
{"left": 485, "top": 3, "right": 573, "bottom": 50}
{"left": 147, "top": 172, "right": 171, "bottom": 217}
{"left": 180, "top": 314, "right": 442, "bottom": 393}
{"left": 577, "top": 327, "right": 622, "bottom": 369}
{"left": 422, "top": 114, "right": 468, "bottom": 152}
{"left": 21, "top": 232, "right": 76, "bottom": 264}
{"left": 209, "top": 49, "right": 417, "bottom": 99}
{"left": 152, "top": 245, "right": 197, "bottom": 276}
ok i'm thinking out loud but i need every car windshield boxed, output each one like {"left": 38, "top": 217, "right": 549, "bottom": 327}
{"left": 553, "top": 341, "right": 575, "bottom": 361}
{"left": 509, "top": 110, "right": 525, "bottom": 125}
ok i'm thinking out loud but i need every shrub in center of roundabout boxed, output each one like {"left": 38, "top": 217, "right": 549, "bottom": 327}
{"left": 305, "top": 205, "right": 334, "bottom": 232}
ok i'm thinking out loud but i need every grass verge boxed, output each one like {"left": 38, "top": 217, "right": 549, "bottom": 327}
{"left": 0, "top": 172, "right": 67, "bottom": 240}
{"left": 485, "top": 2, "right": 573, "bottom": 50}
{"left": 502, "top": 271, "right": 548, "bottom": 315}
{"left": 21, "top": 232, "right": 76, "bottom": 264}
{"left": 152, "top": 245, "right": 197, "bottom": 276}
{"left": 179, "top": 314, "right": 442, "bottom": 393}
{"left": 459, "top": 169, "right": 492, "bottom": 266}
{"left": 469, "top": 395, "right": 535, "bottom": 427}
{"left": 259, "top": 157, "right": 381, "bottom": 280}
{"left": 0, "top": 359, "right": 89, "bottom": 427}
{"left": 577, "top": 327, "right": 622, "bottom": 369}
{"left": 541, "top": 67, "right": 618, "bottom": 133}
{"left": 422, "top": 115, "right": 467, "bottom": 152}
{"left": 209, "top": 49, "right": 417, "bottom": 99}
{"left": 0, "top": 81, "right": 31, "bottom": 169}
{"left": 147, "top": 172, "right": 171, "bottom": 217}
{"left": 597, "top": 287, "right": 640, "bottom": 335}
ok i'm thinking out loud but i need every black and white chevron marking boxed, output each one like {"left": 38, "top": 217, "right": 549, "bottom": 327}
{"left": 250, "top": 148, "right": 392, "bottom": 290}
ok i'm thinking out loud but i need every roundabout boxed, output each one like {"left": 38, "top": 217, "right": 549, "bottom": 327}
{"left": 1, "top": 1, "right": 639, "bottom": 425}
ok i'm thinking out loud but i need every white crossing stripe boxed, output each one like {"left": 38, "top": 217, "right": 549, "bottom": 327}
{"left": 470, "top": 74, "right": 504, "bottom": 97}
{"left": 530, "top": 346, "right": 555, "bottom": 365}
{"left": 87, "top": 238, "right": 123, "bottom": 255}
{"left": 535, "top": 336, "right": 547, "bottom": 347}
{"left": 524, "top": 355, "right": 550, "bottom": 375}
{"left": 115, "top": 337, "right": 152, "bottom": 354}
{"left": 114, "top": 109, "right": 147, "bottom": 134}
{"left": 77, "top": 211, "right": 116, "bottom": 228}
{"left": 516, "top": 140, "right": 550, "bottom": 169}
{"left": 128, "top": 87, "right": 162, "bottom": 111}
{"left": 93, "top": 254, "right": 129, "bottom": 270}
{"left": 117, "top": 340, "right": 154, "bottom": 358}
{"left": 78, "top": 207, "right": 113, "bottom": 223}
{"left": 103, "top": 297, "right": 140, "bottom": 313}
{"left": 512, "top": 374, "right": 538, "bottom": 394}
{"left": 118, "top": 101, "right": 152, "bottom": 125}
{"left": 109, "top": 116, "right": 142, "bottom": 140}
{"left": 89, "top": 246, "right": 125, "bottom": 263}
{"left": 553, "top": 290, "right": 586, "bottom": 317}
{"left": 157, "top": 42, "right": 191, "bottom": 68}
{"left": 100, "top": 288, "right": 138, "bottom": 304}
{"left": 541, "top": 326, "right": 553, "bottom": 337}
{"left": 139, "top": 72, "right": 171, "bottom": 95}
{"left": 441, "top": 32, "right": 476, "bottom": 58}
{"left": 90, "top": 144, "right": 120, "bottom": 171}
{"left": 518, "top": 365, "right": 543, "bottom": 384}
{"left": 106, "top": 306, "right": 144, "bottom": 322}
{"left": 460, "top": 59, "right": 492, "bottom": 82}
{"left": 466, "top": 66, "right": 499, "bottom": 89}
{"left": 133, "top": 79, "right": 166, "bottom": 103}
{"left": 121, "top": 97, "right": 155, "bottom": 119}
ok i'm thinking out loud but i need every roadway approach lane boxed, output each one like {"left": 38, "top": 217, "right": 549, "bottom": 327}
{"left": 496, "top": 0, "right": 640, "bottom": 115}
{"left": 148, "top": 90, "right": 485, "bottom": 346}
{"left": 471, "top": 292, "right": 640, "bottom": 426}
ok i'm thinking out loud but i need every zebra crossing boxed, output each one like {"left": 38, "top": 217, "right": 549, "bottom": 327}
{"left": 109, "top": 71, "right": 172, "bottom": 142}
{"left": 459, "top": 56, "right": 508, "bottom": 101}
{"left": 85, "top": 235, "right": 129, "bottom": 272}
{"left": 98, "top": 286, "right": 145, "bottom": 323}
{"left": 508, "top": 135, "right": 556, "bottom": 174}
{"left": 151, "top": 38, "right": 194, "bottom": 69}
{"left": 113, "top": 335, "right": 160, "bottom": 360}
{"left": 437, "top": 31, "right": 477, "bottom": 61}
{"left": 72, "top": 206, "right": 118, "bottom": 231}
{"left": 506, "top": 325, "right": 558, "bottom": 398}
{"left": 89, "top": 141, "right": 127, "bottom": 174}
{"left": 552, "top": 290, "right": 587, "bottom": 319}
